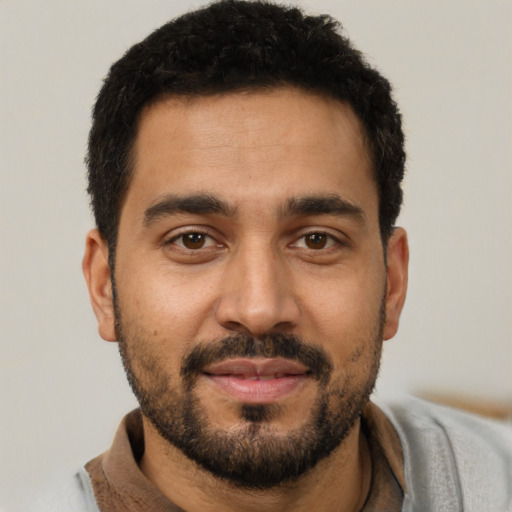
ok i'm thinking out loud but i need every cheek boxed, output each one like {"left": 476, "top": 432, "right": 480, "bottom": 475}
{"left": 117, "top": 264, "right": 212, "bottom": 325}
{"left": 296, "top": 274, "right": 385, "bottom": 386}
{"left": 299, "top": 270, "right": 385, "bottom": 342}
{"left": 114, "top": 263, "right": 226, "bottom": 369}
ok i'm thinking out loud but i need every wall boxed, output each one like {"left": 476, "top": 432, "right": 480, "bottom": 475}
{"left": 1, "top": 1, "right": 510, "bottom": 509}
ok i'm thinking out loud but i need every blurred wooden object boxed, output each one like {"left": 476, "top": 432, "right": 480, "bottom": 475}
{"left": 419, "top": 393, "right": 512, "bottom": 422}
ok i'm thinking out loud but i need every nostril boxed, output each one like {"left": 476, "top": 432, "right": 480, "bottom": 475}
{"left": 221, "top": 320, "right": 250, "bottom": 334}
{"left": 266, "top": 321, "right": 296, "bottom": 334}
{"left": 219, "top": 320, "right": 297, "bottom": 340}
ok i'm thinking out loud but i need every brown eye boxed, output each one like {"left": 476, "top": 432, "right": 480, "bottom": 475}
{"left": 305, "top": 233, "right": 328, "bottom": 249}
{"left": 181, "top": 232, "right": 207, "bottom": 249}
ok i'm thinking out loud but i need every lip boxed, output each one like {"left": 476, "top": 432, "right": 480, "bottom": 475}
{"left": 202, "top": 357, "right": 311, "bottom": 404}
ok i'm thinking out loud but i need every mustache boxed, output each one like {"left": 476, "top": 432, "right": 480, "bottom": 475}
{"left": 180, "top": 333, "right": 333, "bottom": 385}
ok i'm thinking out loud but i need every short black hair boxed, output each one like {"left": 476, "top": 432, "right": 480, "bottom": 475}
{"left": 87, "top": 0, "right": 405, "bottom": 255}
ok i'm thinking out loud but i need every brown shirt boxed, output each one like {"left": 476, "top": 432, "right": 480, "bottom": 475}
{"left": 86, "top": 403, "right": 405, "bottom": 511}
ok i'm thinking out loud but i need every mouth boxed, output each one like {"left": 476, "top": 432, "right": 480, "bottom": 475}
{"left": 202, "top": 357, "right": 312, "bottom": 404}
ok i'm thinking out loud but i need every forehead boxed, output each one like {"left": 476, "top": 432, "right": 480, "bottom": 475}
{"left": 123, "top": 87, "right": 377, "bottom": 223}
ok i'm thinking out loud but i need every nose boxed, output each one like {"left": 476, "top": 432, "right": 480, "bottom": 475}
{"left": 215, "top": 244, "right": 300, "bottom": 336}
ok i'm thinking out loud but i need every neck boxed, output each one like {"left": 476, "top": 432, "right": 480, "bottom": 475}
{"left": 140, "top": 417, "right": 372, "bottom": 512}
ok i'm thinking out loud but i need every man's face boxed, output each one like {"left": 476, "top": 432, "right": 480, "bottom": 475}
{"left": 88, "top": 88, "right": 407, "bottom": 488}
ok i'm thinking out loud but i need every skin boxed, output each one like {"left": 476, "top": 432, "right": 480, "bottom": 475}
{"left": 83, "top": 87, "right": 409, "bottom": 512}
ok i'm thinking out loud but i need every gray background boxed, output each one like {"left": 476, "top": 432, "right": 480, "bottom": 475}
{"left": 1, "top": 1, "right": 511, "bottom": 509}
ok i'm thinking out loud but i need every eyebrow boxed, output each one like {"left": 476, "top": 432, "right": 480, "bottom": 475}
{"left": 143, "top": 192, "right": 366, "bottom": 227}
{"left": 282, "top": 195, "right": 366, "bottom": 223}
{"left": 144, "top": 193, "right": 236, "bottom": 226}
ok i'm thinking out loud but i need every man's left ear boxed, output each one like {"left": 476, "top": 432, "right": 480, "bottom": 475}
{"left": 383, "top": 227, "right": 409, "bottom": 341}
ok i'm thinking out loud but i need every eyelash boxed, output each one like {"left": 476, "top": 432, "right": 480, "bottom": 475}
{"left": 164, "top": 229, "right": 220, "bottom": 251}
{"left": 163, "top": 229, "right": 345, "bottom": 252}
{"left": 292, "top": 231, "right": 343, "bottom": 251}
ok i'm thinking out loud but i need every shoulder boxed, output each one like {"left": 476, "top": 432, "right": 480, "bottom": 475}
{"left": 21, "top": 467, "right": 99, "bottom": 512}
{"left": 377, "top": 395, "right": 512, "bottom": 512}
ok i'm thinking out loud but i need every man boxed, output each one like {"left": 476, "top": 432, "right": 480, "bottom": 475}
{"left": 30, "top": 1, "right": 511, "bottom": 510}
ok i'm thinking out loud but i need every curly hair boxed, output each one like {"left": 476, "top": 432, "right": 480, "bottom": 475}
{"left": 87, "top": 0, "right": 405, "bottom": 255}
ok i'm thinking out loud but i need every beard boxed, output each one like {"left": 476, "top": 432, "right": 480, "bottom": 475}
{"left": 116, "top": 302, "right": 384, "bottom": 489}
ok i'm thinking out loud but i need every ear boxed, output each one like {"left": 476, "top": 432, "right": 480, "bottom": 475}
{"left": 82, "top": 229, "right": 117, "bottom": 342}
{"left": 383, "top": 227, "right": 409, "bottom": 341}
